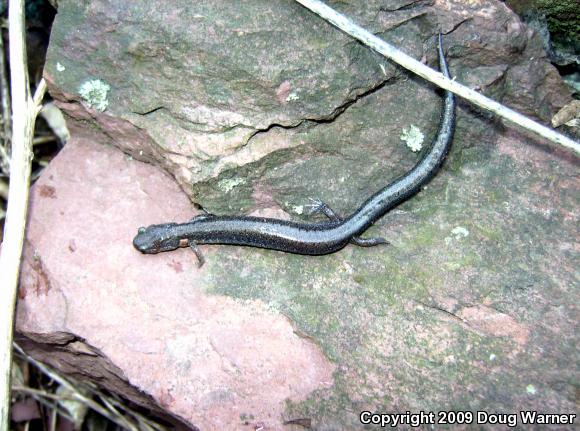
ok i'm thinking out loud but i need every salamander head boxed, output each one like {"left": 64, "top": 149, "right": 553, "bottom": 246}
{"left": 133, "top": 222, "right": 181, "bottom": 254}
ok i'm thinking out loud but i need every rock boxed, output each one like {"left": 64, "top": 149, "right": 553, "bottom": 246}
{"left": 17, "top": 132, "right": 335, "bottom": 429}
{"left": 44, "top": 0, "right": 571, "bottom": 210}
{"left": 18, "top": 0, "right": 579, "bottom": 429}
{"left": 551, "top": 99, "right": 580, "bottom": 127}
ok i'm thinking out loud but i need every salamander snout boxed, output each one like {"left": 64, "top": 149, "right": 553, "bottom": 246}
{"left": 133, "top": 223, "right": 180, "bottom": 254}
{"left": 133, "top": 228, "right": 154, "bottom": 253}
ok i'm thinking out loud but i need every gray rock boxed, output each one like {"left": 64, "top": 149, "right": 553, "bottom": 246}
{"left": 18, "top": 0, "right": 579, "bottom": 429}
{"left": 44, "top": 0, "right": 571, "bottom": 209}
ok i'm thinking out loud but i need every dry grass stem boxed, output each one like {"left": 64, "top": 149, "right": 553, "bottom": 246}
{"left": 295, "top": 0, "right": 580, "bottom": 153}
{"left": 14, "top": 343, "right": 170, "bottom": 431}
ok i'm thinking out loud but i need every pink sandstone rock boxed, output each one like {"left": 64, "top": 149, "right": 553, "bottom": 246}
{"left": 16, "top": 131, "right": 335, "bottom": 430}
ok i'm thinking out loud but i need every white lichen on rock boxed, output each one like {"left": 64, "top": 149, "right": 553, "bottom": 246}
{"left": 292, "top": 205, "right": 304, "bottom": 215}
{"left": 286, "top": 92, "right": 299, "bottom": 102}
{"left": 78, "top": 79, "right": 111, "bottom": 111}
{"left": 451, "top": 226, "right": 469, "bottom": 238}
{"left": 445, "top": 226, "right": 470, "bottom": 245}
{"left": 56, "top": 62, "right": 66, "bottom": 72}
{"left": 218, "top": 177, "right": 245, "bottom": 193}
{"left": 400, "top": 125, "right": 424, "bottom": 152}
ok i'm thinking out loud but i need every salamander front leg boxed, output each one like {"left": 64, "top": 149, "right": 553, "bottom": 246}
{"left": 307, "top": 198, "right": 390, "bottom": 247}
{"left": 189, "top": 241, "right": 205, "bottom": 267}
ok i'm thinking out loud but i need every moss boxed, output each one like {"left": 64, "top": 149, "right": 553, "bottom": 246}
{"left": 507, "top": 0, "right": 579, "bottom": 44}
{"left": 408, "top": 223, "right": 440, "bottom": 247}
{"left": 472, "top": 222, "right": 503, "bottom": 242}
{"left": 536, "top": 0, "right": 580, "bottom": 39}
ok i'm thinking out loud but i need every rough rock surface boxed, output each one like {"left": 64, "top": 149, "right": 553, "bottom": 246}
{"left": 44, "top": 0, "right": 571, "bottom": 209}
{"left": 18, "top": 132, "right": 335, "bottom": 430}
{"left": 16, "top": 0, "right": 579, "bottom": 430}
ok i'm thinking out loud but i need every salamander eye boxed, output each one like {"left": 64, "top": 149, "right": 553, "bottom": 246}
{"left": 138, "top": 227, "right": 146, "bottom": 234}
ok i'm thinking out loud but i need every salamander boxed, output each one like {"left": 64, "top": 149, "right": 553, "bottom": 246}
{"left": 133, "top": 34, "right": 456, "bottom": 265}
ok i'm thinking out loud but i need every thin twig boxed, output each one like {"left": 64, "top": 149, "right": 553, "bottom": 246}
{"left": 94, "top": 389, "right": 168, "bottom": 431}
{"left": 0, "top": 27, "right": 11, "bottom": 175}
{"left": 0, "top": 1, "right": 47, "bottom": 427}
{"left": 98, "top": 395, "right": 139, "bottom": 431}
{"left": 50, "top": 401, "right": 58, "bottom": 431}
{"left": 294, "top": 0, "right": 580, "bottom": 153}
{"left": 33, "top": 135, "right": 58, "bottom": 145}
{"left": 12, "top": 386, "right": 79, "bottom": 402}
{"left": 98, "top": 392, "right": 162, "bottom": 430}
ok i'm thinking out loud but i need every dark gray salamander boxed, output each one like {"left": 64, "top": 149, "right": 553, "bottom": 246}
{"left": 133, "top": 35, "right": 456, "bottom": 262}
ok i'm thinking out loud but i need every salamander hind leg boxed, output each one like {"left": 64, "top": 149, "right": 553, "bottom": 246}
{"left": 306, "top": 197, "right": 340, "bottom": 220}
{"left": 307, "top": 198, "right": 389, "bottom": 247}
{"left": 350, "top": 236, "right": 390, "bottom": 247}
{"left": 189, "top": 241, "right": 205, "bottom": 267}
